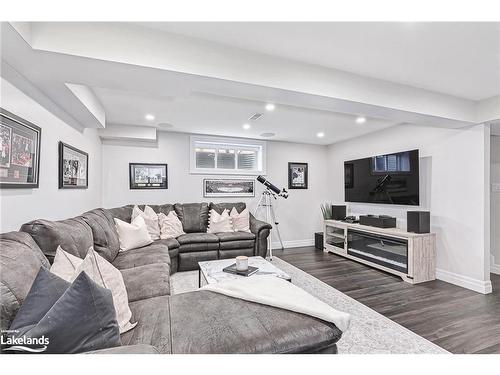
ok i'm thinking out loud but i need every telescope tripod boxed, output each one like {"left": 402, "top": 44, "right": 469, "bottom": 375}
{"left": 254, "top": 189, "right": 284, "bottom": 261}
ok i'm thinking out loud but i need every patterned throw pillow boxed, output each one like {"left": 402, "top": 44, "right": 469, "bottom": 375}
{"left": 158, "top": 211, "right": 185, "bottom": 239}
{"left": 207, "top": 209, "right": 234, "bottom": 234}
{"left": 229, "top": 207, "right": 251, "bottom": 233}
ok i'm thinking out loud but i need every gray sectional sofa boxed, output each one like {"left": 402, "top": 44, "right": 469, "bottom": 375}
{"left": 1, "top": 201, "right": 343, "bottom": 354}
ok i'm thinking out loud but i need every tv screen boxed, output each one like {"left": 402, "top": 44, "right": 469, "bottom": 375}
{"left": 344, "top": 149, "right": 419, "bottom": 206}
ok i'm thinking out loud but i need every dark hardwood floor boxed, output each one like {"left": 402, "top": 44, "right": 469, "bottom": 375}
{"left": 273, "top": 246, "right": 500, "bottom": 354}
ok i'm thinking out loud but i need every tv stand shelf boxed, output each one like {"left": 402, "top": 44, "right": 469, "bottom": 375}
{"left": 323, "top": 220, "right": 436, "bottom": 284}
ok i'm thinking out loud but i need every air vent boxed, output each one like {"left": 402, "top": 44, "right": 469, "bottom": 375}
{"left": 260, "top": 132, "right": 276, "bottom": 138}
{"left": 249, "top": 113, "right": 263, "bottom": 121}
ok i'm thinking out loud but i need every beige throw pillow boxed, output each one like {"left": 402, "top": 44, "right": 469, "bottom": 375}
{"left": 50, "top": 246, "right": 83, "bottom": 281}
{"left": 114, "top": 216, "right": 153, "bottom": 251}
{"left": 207, "top": 209, "right": 234, "bottom": 234}
{"left": 72, "top": 248, "right": 137, "bottom": 334}
{"left": 158, "top": 211, "right": 185, "bottom": 239}
{"left": 230, "top": 207, "right": 251, "bottom": 233}
{"left": 132, "top": 205, "right": 160, "bottom": 240}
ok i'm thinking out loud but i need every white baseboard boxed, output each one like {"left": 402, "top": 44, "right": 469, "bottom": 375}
{"left": 271, "top": 239, "right": 315, "bottom": 249}
{"left": 436, "top": 268, "right": 492, "bottom": 294}
{"left": 491, "top": 255, "right": 500, "bottom": 275}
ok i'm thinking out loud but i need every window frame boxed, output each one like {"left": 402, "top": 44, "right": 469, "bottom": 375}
{"left": 190, "top": 135, "right": 267, "bottom": 175}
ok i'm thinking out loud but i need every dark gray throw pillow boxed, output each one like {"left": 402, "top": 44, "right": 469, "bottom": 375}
{"left": 10, "top": 268, "right": 70, "bottom": 330}
{"left": 8, "top": 269, "right": 121, "bottom": 354}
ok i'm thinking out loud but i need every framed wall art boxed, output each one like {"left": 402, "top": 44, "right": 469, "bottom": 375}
{"left": 0, "top": 108, "right": 41, "bottom": 189}
{"left": 288, "top": 162, "right": 308, "bottom": 189}
{"left": 59, "top": 142, "right": 88, "bottom": 189}
{"left": 203, "top": 178, "right": 255, "bottom": 198}
{"left": 129, "top": 163, "right": 168, "bottom": 189}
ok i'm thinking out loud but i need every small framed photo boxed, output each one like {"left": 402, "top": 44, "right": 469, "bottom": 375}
{"left": 203, "top": 178, "right": 255, "bottom": 198}
{"left": 0, "top": 108, "right": 41, "bottom": 189}
{"left": 130, "top": 163, "right": 168, "bottom": 189}
{"left": 288, "top": 162, "right": 308, "bottom": 189}
{"left": 59, "top": 142, "right": 88, "bottom": 189}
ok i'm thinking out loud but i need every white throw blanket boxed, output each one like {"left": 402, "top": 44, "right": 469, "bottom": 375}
{"left": 202, "top": 275, "right": 351, "bottom": 332}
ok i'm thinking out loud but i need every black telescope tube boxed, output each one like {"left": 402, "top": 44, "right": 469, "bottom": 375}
{"left": 257, "top": 175, "right": 282, "bottom": 196}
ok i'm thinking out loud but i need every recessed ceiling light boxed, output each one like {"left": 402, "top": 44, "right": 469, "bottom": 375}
{"left": 260, "top": 132, "right": 276, "bottom": 138}
{"left": 356, "top": 116, "right": 366, "bottom": 124}
{"left": 265, "top": 103, "right": 275, "bottom": 111}
{"left": 316, "top": 132, "right": 325, "bottom": 138}
{"left": 242, "top": 123, "right": 251, "bottom": 130}
{"left": 145, "top": 114, "right": 155, "bottom": 121}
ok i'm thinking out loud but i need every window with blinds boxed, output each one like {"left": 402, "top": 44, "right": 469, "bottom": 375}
{"left": 190, "top": 136, "right": 266, "bottom": 175}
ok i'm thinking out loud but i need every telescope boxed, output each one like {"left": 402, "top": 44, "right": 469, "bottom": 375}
{"left": 256, "top": 175, "right": 288, "bottom": 198}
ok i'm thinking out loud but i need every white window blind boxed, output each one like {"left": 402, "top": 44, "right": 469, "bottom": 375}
{"left": 190, "top": 136, "right": 266, "bottom": 175}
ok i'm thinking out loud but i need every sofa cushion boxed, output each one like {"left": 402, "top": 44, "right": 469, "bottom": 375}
{"left": 0, "top": 232, "right": 50, "bottom": 331}
{"left": 177, "top": 233, "right": 219, "bottom": 245}
{"left": 155, "top": 237, "right": 180, "bottom": 249}
{"left": 20, "top": 217, "right": 93, "bottom": 262}
{"left": 168, "top": 290, "right": 342, "bottom": 354}
{"left": 216, "top": 231, "right": 255, "bottom": 242}
{"left": 112, "top": 242, "right": 171, "bottom": 270}
{"left": 121, "top": 295, "right": 171, "bottom": 354}
{"left": 174, "top": 203, "right": 209, "bottom": 233}
{"left": 177, "top": 232, "right": 220, "bottom": 253}
{"left": 81, "top": 208, "right": 121, "bottom": 262}
{"left": 219, "top": 248, "right": 255, "bottom": 259}
{"left": 178, "top": 251, "right": 218, "bottom": 272}
{"left": 121, "top": 263, "right": 170, "bottom": 302}
{"left": 216, "top": 232, "right": 255, "bottom": 250}
{"left": 108, "top": 205, "right": 134, "bottom": 223}
{"left": 145, "top": 204, "right": 175, "bottom": 217}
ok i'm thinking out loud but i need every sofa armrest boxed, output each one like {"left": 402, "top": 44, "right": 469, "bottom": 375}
{"left": 85, "top": 344, "right": 159, "bottom": 354}
{"left": 249, "top": 214, "right": 272, "bottom": 258}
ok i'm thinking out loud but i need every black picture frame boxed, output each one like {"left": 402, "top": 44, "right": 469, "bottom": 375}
{"left": 203, "top": 178, "right": 255, "bottom": 198}
{"left": 0, "top": 108, "right": 41, "bottom": 189}
{"left": 58, "top": 142, "right": 89, "bottom": 189}
{"left": 288, "top": 162, "right": 308, "bottom": 189}
{"left": 129, "top": 163, "right": 168, "bottom": 189}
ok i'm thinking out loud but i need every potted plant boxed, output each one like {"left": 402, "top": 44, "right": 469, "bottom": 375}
{"left": 320, "top": 203, "right": 333, "bottom": 220}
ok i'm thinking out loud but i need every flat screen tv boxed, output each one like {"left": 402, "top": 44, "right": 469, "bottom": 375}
{"left": 344, "top": 149, "right": 419, "bottom": 206}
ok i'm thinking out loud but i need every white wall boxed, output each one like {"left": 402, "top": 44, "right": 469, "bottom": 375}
{"left": 101, "top": 132, "right": 329, "bottom": 247}
{"left": 491, "top": 136, "right": 500, "bottom": 274}
{"left": 0, "top": 78, "right": 103, "bottom": 232}
{"left": 327, "top": 123, "right": 492, "bottom": 294}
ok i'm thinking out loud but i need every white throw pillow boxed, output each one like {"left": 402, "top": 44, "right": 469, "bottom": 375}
{"left": 114, "top": 216, "right": 153, "bottom": 251}
{"left": 50, "top": 246, "right": 84, "bottom": 281}
{"left": 131, "top": 205, "right": 160, "bottom": 240}
{"left": 158, "top": 211, "right": 185, "bottom": 239}
{"left": 207, "top": 209, "right": 234, "bottom": 234}
{"left": 230, "top": 207, "right": 251, "bottom": 233}
{"left": 72, "top": 248, "right": 137, "bottom": 334}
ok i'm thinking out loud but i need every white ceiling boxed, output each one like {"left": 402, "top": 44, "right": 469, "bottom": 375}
{"left": 2, "top": 22, "right": 499, "bottom": 144}
{"left": 138, "top": 22, "right": 500, "bottom": 101}
{"left": 93, "top": 88, "right": 398, "bottom": 144}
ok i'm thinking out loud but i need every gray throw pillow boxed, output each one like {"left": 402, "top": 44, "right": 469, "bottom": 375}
{"left": 7, "top": 268, "right": 121, "bottom": 354}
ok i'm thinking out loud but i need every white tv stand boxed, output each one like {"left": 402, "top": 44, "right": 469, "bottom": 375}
{"left": 323, "top": 220, "right": 436, "bottom": 284}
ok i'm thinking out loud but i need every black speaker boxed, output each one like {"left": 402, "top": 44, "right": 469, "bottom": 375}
{"left": 331, "top": 205, "right": 347, "bottom": 221}
{"left": 407, "top": 211, "right": 430, "bottom": 233}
